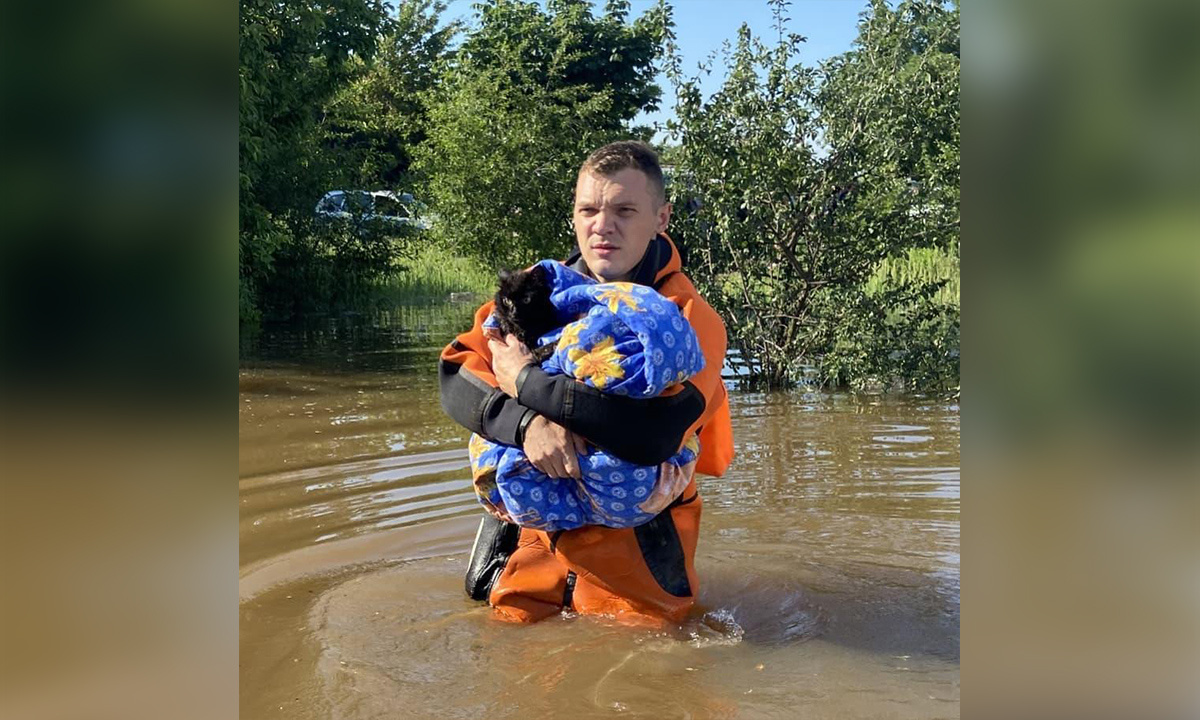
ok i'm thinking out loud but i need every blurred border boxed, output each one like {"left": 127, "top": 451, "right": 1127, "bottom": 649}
{"left": 965, "top": 0, "right": 1199, "bottom": 717}
{"left": 0, "top": 1, "right": 235, "bottom": 718}
{"left": 2, "top": 0, "right": 1198, "bottom": 717}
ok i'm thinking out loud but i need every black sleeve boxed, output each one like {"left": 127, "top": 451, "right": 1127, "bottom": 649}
{"left": 515, "top": 365, "right": 706, "bottom": 466}
{"left": 439, "top": 350, "right": 537, "bottom": 446}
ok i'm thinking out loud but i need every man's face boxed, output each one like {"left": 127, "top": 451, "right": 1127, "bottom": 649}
{"left": 573, "top": 168, "right": 671, "bottom": 283}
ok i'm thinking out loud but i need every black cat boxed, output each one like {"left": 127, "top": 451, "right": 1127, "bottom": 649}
{"left": 491, "top": 264, "right": 559, "bottom": 363}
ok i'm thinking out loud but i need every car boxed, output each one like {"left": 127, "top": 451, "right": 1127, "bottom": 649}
{"left": 315, "top": 190, "right": 431, "bottom": 231}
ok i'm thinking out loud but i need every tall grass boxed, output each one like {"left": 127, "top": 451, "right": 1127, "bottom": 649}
{"left": 372, "top": 244, "right": 495, "bottom": 306}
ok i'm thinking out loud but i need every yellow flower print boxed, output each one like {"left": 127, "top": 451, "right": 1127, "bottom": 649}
{"left": 468, "top": 434, "right": 499, "bottom": 481}
{"left": 555, "top": 319, "right": 588, "bottom": 352}
{"left": 468, "top": 433, "right": 491, "bottom": 462}
{"left": 595, "top": 284, "right": 641, "bottom": 314}
{"left": 567, "top": 336, "right": 626, "bottom": 389}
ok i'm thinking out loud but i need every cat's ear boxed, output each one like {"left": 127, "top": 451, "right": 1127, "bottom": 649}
{"left": 497, "top": 269, "right": 514, "bottom": 283}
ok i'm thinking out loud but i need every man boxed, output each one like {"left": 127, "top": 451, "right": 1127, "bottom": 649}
{"left": 439, "top": 140, "right": 733, "bottom": 623}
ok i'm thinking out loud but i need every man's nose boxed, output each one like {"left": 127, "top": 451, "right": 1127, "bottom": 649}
{"left": 594, "top": 209, "right": 616, "bottom": 235}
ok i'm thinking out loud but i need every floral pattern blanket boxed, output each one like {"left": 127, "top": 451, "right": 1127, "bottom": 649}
{"left": 469, "top": 260, "right": 706, "bottom": 530}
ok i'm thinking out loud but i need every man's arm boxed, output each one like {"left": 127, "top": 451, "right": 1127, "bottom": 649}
{"left": 443, "top": 288, "right": 728, "bottom": 467}
{"left": 514, "top": 366, "right": 706, "bottom": 466}
{"left": 438, "top": 301, "right": 537, "bottom": 446}
{"left": 514, "top": 289, "right": 728, "bottom": 467}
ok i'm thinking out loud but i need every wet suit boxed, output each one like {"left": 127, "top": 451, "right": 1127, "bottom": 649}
{"left": 439, "top": 235, "right": 734, "bottom": 623}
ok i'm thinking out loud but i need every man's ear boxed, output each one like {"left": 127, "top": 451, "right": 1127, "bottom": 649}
{"left": 656, "top": 201, "right": 673, "bottom": 234}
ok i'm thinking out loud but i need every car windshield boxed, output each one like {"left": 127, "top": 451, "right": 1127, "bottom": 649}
{"left": 318, "top": 194, "right": 344, "bottom": 212}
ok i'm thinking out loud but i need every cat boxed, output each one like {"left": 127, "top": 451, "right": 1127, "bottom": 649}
{"left": 490, "top": 264, "right": 559, "bottom": 363}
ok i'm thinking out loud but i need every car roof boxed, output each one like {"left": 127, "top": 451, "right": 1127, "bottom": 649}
{"left": 321, "top": 189, "right": 413, "bottom": 201}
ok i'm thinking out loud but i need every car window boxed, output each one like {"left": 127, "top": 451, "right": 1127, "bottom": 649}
{"left": 374, "top": 196, "right": 409, "bottom": 218}
{"left": 345, "top": 192, "right": 373, "bottom": 213}
{"left": 318, "top": 194, "right": 344, "bottom": 212}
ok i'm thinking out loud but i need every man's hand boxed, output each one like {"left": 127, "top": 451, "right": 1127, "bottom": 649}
{"left": 522, "top": 414, "right": 588, "bottom": 480}
{"left": 487, "top": 333, "right": 533, "bottom": 397}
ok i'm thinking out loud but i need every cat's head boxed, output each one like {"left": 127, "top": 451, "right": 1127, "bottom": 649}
{"left": 492, "top": 264, "right": 557, "bottom": 347}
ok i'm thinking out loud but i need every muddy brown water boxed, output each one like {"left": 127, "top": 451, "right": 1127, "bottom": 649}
{"left": 240, "top": 305, "right": 959, "bottom": 719}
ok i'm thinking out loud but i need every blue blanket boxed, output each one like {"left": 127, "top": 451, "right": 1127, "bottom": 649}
{"left": 469, "top": 261, "right": 705, "bottom": 531}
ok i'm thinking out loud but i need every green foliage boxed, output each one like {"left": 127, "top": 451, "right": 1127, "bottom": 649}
{"left": 865, "top": 246, "right": 959, "bottom": 307}
{"left": 321, "top": 1, "right": 460, "bottom": 188}
{"left": 263, "top": 223, "right": 421, "bottom": 319}
{"left": 819, "top": 0, "right": 959, "bottom": 255}
{"left": 667, "top": 0, "right": 959, "bottom": 391}
{"left": 657, "top": 142, "right": 684, "bottom": 167}
{"left": 416, "top": 0, "right": 670, "bottom": 269}
{"left": 816, "top": 0, "right": 960, "bottom": 391}
{"left": 461, "top": 0, "right": 666, "bottom": 123}
{"left": 240, "top": 0, "right": 394, "bottom": 321}
{"left": 240, "top": 0, "right": 392, "bottom": 214}
{"left": 371, "top": 244, "right": 496, "bottom": 305}
{"left": 821, "top": 246, "right": 959, "bottom": 391}
{"left": 240, "top": 0, "right": 458, "bottom": 322}
{"left": 665, "top": 4, "right": 842, "bottom": 389}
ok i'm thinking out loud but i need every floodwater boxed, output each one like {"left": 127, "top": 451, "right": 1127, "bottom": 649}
{"left": 239, "top": 305, "right": 960, "bottom": 719}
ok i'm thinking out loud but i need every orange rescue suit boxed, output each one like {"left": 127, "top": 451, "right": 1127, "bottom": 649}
{"left": 438, "top": 235, "right": 733, "bottom": 623}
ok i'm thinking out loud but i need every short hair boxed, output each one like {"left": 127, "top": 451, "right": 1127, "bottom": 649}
{"left": 579, "top": 140, "right": 666, "bottom": 206}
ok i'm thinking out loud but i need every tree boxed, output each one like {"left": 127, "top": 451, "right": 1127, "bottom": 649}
{"left": 240, "top": 0, "right": 467, "bottom": 321}
{"left": 819, "top": 0, "right": 958, "bottom": 258}
{"left": 666, "top": 0, "right": 959, "bottom": 391}
{"left": 240, "top": 0, "right": 394, "bottom": 321}
{"left": 416, "top": 0, "right": 671, "bottom": 269}
{"left": 816, "top": 0, "right": 959, "bottom": 391}
{"left": 320, "top": 0, "right": 461, "bottom": 189}
{"left": 666, "top": 4, "right": 847, "bottom": 389}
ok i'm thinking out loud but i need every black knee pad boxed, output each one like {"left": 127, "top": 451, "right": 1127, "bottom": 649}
{"left": 464, "top": 515, "right": 520, "bottom": 601}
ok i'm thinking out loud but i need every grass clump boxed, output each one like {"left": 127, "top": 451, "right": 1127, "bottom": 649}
{"left": 372, "top": 244, "right": 495, "bottom": 306}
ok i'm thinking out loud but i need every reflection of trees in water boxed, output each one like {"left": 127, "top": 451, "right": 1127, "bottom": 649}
{"left": 240, "top": 302, "right": 479, "bottom": 370}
